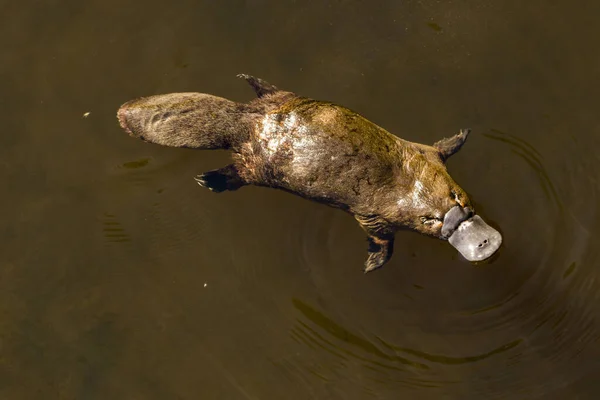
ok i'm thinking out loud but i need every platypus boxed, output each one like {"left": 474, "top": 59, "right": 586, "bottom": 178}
{"left": 117, "top": 74, "right": 502, "bottom": 273}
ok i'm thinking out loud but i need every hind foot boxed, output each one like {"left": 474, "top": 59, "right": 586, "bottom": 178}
{"left": 433, "top": 129, "right": 470, "bottom": 161}
{"left": 194, "top": 164, "right": 246, "bottom": 193}
{"left": 237, "top": 74, "right": 280, "bottom": 98}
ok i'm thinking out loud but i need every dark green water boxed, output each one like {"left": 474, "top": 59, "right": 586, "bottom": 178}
{"left": 2, "top": 1, "right": 600, "bottom": 399}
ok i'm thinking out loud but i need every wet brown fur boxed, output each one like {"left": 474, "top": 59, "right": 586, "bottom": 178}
{"left": 117, "top": 74, "right": 473, "bottom": 273}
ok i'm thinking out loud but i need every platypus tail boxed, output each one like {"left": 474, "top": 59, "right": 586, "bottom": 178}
{"left": 117, "top": 92, "right": 252, "bottom": 150}
{"left": 117, "top": 74, "right": 290, "bottom": 151}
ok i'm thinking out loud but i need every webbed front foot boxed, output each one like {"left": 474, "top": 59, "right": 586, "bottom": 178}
{"left": 364, "top": 236, "right": 395, "bottom": 273}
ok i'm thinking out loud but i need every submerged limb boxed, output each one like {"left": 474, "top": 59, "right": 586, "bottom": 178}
{"left": 354, "top": 214, "right": 396, "bottom": 272}
{"left": 194, "top": 164, "right": 246, "bottom": 192}
{"left": 365, "top": 235, "right": 395, "bottom": 273}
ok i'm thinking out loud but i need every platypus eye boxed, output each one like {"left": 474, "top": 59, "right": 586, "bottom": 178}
{"left": 420, "top": 216, "right": 442, "bottom": 225}
{"left": 451, "top": 190, "right": 464, "bottom": 206}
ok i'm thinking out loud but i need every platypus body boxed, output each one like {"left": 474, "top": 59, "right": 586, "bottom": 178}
{"left": 117, "top": 74, "right": 501, "bottom": 272}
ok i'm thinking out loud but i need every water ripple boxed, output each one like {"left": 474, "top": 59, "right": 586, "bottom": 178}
{"left": 282, "top": 127, "right": 600, "bottom": 398}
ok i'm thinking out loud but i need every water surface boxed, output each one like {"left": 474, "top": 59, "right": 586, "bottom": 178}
{"left": 2, "top": 0, "right": 600, "bottom": 399}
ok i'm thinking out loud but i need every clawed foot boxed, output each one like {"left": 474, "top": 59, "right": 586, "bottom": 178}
{"left": 236, "top": 73, "right": 280, "bottom": 98}
{"left": 433, "top": 128, "right": 471, "bottom": 161}
{"left": 364, "top": 251, "right": 389, "bottom": 273}
{"left": 194, "top": 174, "right": 220, "bottom": 192}
{"left": 194, "top": 164, "right": 245, "bottom": 193}
{"left": 363, "top": 236, "right": 394, "bottom": 273}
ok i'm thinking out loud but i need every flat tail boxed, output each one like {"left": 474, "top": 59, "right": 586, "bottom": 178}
{"left": 117, "top": 92, "right": 249, "bottom": 149}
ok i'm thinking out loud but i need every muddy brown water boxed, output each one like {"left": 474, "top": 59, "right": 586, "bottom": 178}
{"left": 2, "top": 0, "right": 600, "bottom": 399}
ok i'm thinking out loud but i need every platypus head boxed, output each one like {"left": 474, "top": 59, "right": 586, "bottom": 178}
{"left": 393, "top": 130, "right": 502, "bottom": 262}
